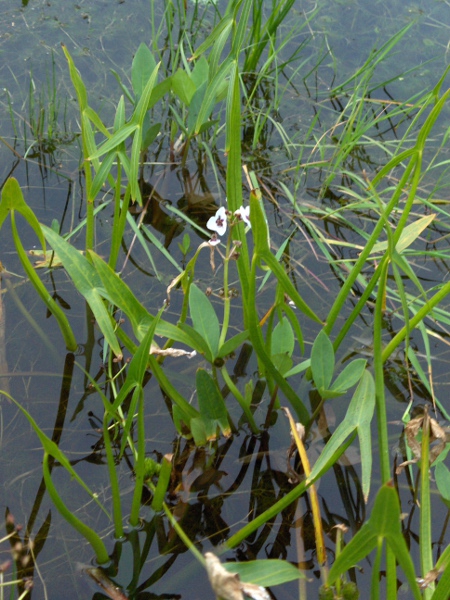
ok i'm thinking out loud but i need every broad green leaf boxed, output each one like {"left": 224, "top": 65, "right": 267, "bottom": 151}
{"left": 89, "top": 249, "right": 151, "bottom": 334}
{"left": 328, "top": 522, "right": 378, "bottom": 584}
{"left": 330, "top": 358, "right": 367, "bottom": 394}
{"left": 132, "top": 43, "right": 156, "bottom": 98}
{"left": 132, "top": 62, "right": 160, "bottom": 126}
{"left": 311, "top": 330, "right": 334, "bottom": 392}
{"left": 148, "top": 77, "right": 172, "bottom": 111}
{"left": 271, "top": 317, "right": 295, "bottom": 358}
{"left": 190, "top": 416, "right": 207, "bottom": 446}
{"left": 435, "top": 462, "right": 450, "bottom": 505}
{"left": 188, "top": 81, "right": 207, "bottom": 135}
{"left": 194, "top": 59, "right": 233, "bottom": 134}
{"left": 172, "top": 68, "right": 196, "bottom": 106}
{"left": 42, "top": 227, "right": 122, "bottom": 358}
{"left": 190, "top": 55, "right": 209, "bottom": 89}
{"left": 224, "top": 559, "right": 305, "bottom": 585}
{"left": 142, "top": 121, "right": 161, "bottom": 149}
{"left": 196, "top": 368, "right": 231, "bottom": 440}
{"left": 271, "top": 353, "right": 293, "bottom": 376}
{"left": 189, "top": 283, "right": 220, "bottom": 359}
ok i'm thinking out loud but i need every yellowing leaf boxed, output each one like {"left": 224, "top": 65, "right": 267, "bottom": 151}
{"left": 370, "top": 213, "right": 436, "bottom": 254}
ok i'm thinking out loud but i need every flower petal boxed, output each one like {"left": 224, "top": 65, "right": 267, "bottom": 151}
{"left": 207, "top": 206, "right": 228, "bottom": 236}
{"left": 235, "top": 205, "right": 251, "bottom": 228}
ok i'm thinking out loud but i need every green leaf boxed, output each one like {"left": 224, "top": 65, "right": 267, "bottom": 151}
{"left": 0, "top": 177, "right": 46, "bottom": 249}
{"left": 271, "top": 353, "right": 293, "bottom": 376}
{"left": 190, "top": 15, "right": 234, "bottom": 60}
{"left": 190, "top": 55, "right": 209, "bottom": 89}
{"left": 311, "top": 330, "right": 334, "bottom": 392}
{"left": 224, "top": 559, "right": 305, "bottom": 586}
{"left": 2, "top": 389, "right": 110, "bottom": 566}
{"left": 309, "top": 370, "right": 375, "bottom": 501}
{"left": 189, "top": 283, "right": 220, "bottom": 360}
{"left": 249, "top": 179, "right": 270, "bottom": 254}
{"left": 89, "top": 123, "right": 138, "bottom": 159}
{"left": 42, "top": 227, "right": 122, "bottom": 358}
{"left": 327, "top": 483, "right": 422, "bottom": 600}
{"left": 329, "top": 358, "right": 367, "bottom": 395}
{"left": 142, "top": 121, "right": 161, "bottom": 149}
{"left": 187, "top": 81, "right": 207, "bottom": 135}
{"left": 62, "top": 44, "right": 88, "bottom": 109}
{"left": 271, "top": 317, "right": 295, "bottom": 358}
{"left": 132, "top": 43, "right": 157, "bottom": 98}
{"left": 132, "top": 62, "right": 160, "bottom": 126}
{"left": 172, "top": 68, "right": 197, "bottom": 106}
{"left": 196, "top": 369, "right": 231, "bottom": 440}
{"left": 435, "top": 462, "right": 450, "bottom": 505}
{"left": 217, "top": 330, "right": 250, "bottom": 358}
{"left": 194, "top": 59, "right": 233, "bottom": 134}
{"left": 0, "top": 179, "right": 77, "bottom": 351}
{"left": 371, "top": 213, "right": 436, "bottom": 255}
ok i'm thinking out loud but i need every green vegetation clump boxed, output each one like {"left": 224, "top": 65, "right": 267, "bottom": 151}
{"left": 1, "top": 0, "right": 450, "bottom": 598}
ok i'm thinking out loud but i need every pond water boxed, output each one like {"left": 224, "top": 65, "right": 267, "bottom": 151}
{"left": 1, "top": 1, "right": 450, "bottom": 599}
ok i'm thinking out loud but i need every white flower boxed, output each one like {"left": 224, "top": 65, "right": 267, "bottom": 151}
{"left": 208, "top": 233, "right": 221, "bottom": 246}
{"left": 234, "top": 205, "right": 251, "bottom": 228}
{"left": 206, "top": 206, "right": 228, "bottom": 236}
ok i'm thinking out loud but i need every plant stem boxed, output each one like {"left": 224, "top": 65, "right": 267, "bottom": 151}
{"left": 220, "top": 365, "right": 259, "bottom": 433}
{"left": 43, "top": 453, "right": 110, "bottom": 565}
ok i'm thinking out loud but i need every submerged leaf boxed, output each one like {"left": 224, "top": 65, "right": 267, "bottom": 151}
{"left": 196, "top": 368, "right": 231, "bottom": 440}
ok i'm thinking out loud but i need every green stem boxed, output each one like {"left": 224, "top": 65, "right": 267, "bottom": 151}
{"left": 324, "top": 157, "right": 416, "bottom": 338}
{"left": 219, "top": 236, "right": 232, "bottom": 348}
{"left": 373, "top": 259, "right": 391, "bottom": 484}
{"left": 247, "top": 256, "right": 309, "bottom": 423}
{"left": 420, "top": 410, "right": 434, "bottom": 600}
{"left": 130, "top": 391, "right": 145, "bottom": 527}
{"left": 151, "top": 454, "right": 172, "bottom": 512}
{"left": 381, "top": 278, "right": 450, "bottom": 363}
{"left": 102, "top": 414, "right": 124, "bottom": 538}
{"left": 109, "top": 164, "right": 128, "bottom": 271}
{"left": 221, "top": 365, "right": 259, "bottom": 433}
{"left": 43, "top": 453, "right": 110, "bottom": 565}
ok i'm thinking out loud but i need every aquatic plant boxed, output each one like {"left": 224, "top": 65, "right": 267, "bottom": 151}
{"left": 2, "top": 0, "right": 450, "bottom": 598}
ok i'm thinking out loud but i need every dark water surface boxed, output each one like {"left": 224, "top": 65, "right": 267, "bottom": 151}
{"left": 1, "top": 1, "right": 450, "bottom": 599}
